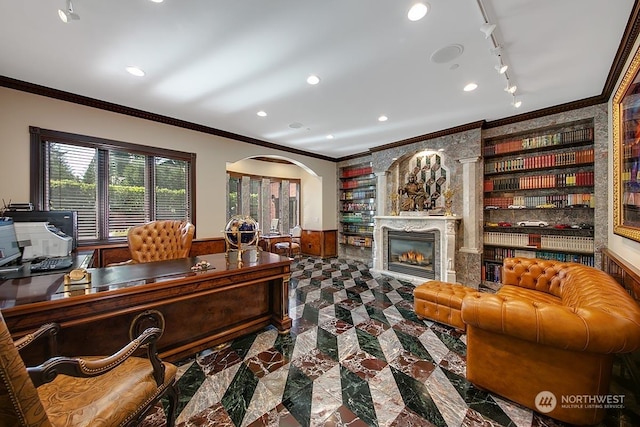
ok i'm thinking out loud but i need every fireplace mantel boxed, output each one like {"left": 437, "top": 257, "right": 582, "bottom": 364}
{"left": 372, "top": 215, "right": 461, "bottom": 284}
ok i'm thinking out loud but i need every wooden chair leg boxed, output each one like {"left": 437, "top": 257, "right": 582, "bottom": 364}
{"left": 165, "top": 383, "right": 179, "bottom": 427}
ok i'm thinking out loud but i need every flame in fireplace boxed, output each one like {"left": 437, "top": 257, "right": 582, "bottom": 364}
{"left": 398, "top": 250, "right": 429, "bottom": 265}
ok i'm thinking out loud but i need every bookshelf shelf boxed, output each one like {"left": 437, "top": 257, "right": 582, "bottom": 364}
{"left": 339, "top": 163, "right": 376, "bottom": 249}
{"left": 482, "top": 120, "right": 595, "bottom": 284}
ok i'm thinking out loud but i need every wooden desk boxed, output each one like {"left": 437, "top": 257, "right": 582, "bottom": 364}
{"left": 0, "top": 251, "right": 292, "bottom": 363}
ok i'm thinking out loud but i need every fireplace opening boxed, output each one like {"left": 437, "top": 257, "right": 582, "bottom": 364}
{"left": 387, "top": 230, "right": 435, "bottom": 279}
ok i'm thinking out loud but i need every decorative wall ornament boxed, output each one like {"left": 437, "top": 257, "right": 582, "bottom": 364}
{"left": 397, "top": 152, "right": 449, "bottom": 212}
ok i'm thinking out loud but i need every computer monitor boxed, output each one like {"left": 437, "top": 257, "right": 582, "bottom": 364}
{"left": 5, "top": 210, "right": 78, "bottom": 249}
{"left": 270, "top": 218, "right": 279, "bottom": 233}
{"left": 0, "top": 219, "right": 21, "bottom": 267}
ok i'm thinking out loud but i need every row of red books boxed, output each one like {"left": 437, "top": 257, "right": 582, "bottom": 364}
{"left": 340, "top": 166, "right": 373, "bottom": 178}
{"left": 485, "top": 148, "right": 594, "bottom": 173}
{"left": 485, "top": 171, "right": 594, "bottom": 191}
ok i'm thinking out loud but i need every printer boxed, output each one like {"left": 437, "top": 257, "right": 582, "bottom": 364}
{"left": 13, "top": 222, "right": 73, "bottom": 260}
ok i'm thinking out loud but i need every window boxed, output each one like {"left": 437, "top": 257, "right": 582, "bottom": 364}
{"left": 227, "top": 172, "right": 300, "bottom": 233}
{"left": 30, "top": 127, "right": 195, "bottom": 244}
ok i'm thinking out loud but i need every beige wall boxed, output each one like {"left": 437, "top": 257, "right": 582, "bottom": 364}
{"left": 226, "top": 158, "right": 326, "bottom": 231}
{"left": 608, "top": 36, "right": 640, "bottom": 266}
{"left": 0, "top": 87, "right": 337, "bottom": 238}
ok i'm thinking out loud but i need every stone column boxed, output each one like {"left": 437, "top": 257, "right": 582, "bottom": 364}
{"left": 261, "top": 178, "right": 270, "bottom": 235}
{"left": 459, "top": 157, "right": 482, "bottom": 254}
{"left": 444, "top": 218, "right": 459, "bottom": 283}
{"left": 280, "top": 180, "right": 290, "bottom": 233}
{"left": 241, "top": 176, "right": 251, "bottom": 217}
{"left": 375, "top": 172, "right": 386, "bottom": 215}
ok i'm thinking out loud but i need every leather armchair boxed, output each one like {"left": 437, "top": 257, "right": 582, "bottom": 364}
{"left": 127, "top": 220, "right": 195, "bottom": 264}
{"left": 0, "top": 310, "right": 178, "bottom": 426}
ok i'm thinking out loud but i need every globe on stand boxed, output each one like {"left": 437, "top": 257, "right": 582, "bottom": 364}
{"left": 223, "top": 215, "right": 259, "bottom": 266}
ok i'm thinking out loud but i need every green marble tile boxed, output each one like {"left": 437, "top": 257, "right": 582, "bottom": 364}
{"left": 355, "top": 328, "right": 386, "bottom": 362}
{"left": 221, "top": 363, "right": 258, "bottom": 426}
{"left": 340, "top": 365, "right": 378, "bottom": 426}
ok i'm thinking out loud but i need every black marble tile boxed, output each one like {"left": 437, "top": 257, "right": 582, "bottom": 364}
{"left": 430, "top": 326, "right": 467, "bottom": 356}
{"left": 390, "top": 366, "right": 447, "bottom": 426}
{"left": 274, "top": 330, "right": 296, "bottom": 361}
{"left": 174, "top": 359, "right": 205, "bottom": 415}
{"left": 394, "top": 328, "right": 434, "bottom": 362}
{"left": 317, "top": 324, "right": 339, "bottom": 361}
{"left": 334, "top": 304, "right": 355, "bottom": 325}
{"left": 301, "top": 303, "right": 320, "bottom": 323}
{"left": 282, "top": 381, "right": 313, "bottom": 427}
{"left": 229, "top": 332, "right": 258, "bottom": 360}
{"left": 282, "top": 364, "right": 314, "bottom": 402}
{"left": 365, "top": 304, "right": 389, "bottom": 325}
{"left": 220, "top": 362, "right": 258, "bottom": 426}
{"left": 355, "top": 328, "right": 386, "bottom": 362}
{"left": 340, "top": 365, "right": 378, "bottom": 426}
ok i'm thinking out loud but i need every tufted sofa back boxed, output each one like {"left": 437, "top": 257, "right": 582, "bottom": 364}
{"left": 502, "top": 257, "right": 569, "bottom": 298}
{"left": 498, "top": 257, "right": 640, "bottom": 353}
{"left": 127, "top": 220, "right": 195, "bottom": 264}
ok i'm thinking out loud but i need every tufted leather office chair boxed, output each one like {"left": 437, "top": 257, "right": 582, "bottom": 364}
{"left": 127, "top": 220, "right": 195, "bottom": 264}
{"left": 0, "top": 309, "right": 178, "bottom": 426}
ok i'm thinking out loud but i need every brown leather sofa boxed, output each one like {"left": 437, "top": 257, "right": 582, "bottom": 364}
{"left": 461, "top": 257, "right": 640, "bottom": 425}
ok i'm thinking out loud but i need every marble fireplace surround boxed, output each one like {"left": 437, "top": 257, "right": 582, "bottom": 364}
{"left": 372, "top": 215, "right": 461, "bottom": 284}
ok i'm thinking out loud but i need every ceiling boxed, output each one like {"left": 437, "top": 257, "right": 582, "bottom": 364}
{"left": 0, "top": 0, "right": 636, "bottom": 160}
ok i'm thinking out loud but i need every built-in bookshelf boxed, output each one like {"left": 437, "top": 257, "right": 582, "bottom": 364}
{"left": 482, "top": 119, "right": 596, "bottom": 284}
{"left": 339, "top": 163, "right": 376, "bottom": 249}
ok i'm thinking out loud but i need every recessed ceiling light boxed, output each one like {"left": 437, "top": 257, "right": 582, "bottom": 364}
{"left": 257, "top": 111, "right": 267, "bottom": 117}
{"left": 513, "top": 98, "right": 522, "bottom": 108}
{"left": 463, "top": 83, "right": 478, "bottom": 92}
{"left": 149, "top": 0, "right": 164, "bottom": 2}
{"left": 408, "top": 3, "right": 429, "bottom": 21}
{"left": 378, "top": 115, "right": 388, "bottom": 122}
{"left": 125, "top": 66, "right": 145, "bottom": 77}
{"left": 326, "top": 134, "right": 334, "bottom": 140}
{"left": 307, "top": 75, "right": 320, "bottom": 85}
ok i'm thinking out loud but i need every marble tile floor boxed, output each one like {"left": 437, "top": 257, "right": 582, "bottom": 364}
{"left": 142, "top": 257, "right": 639, "bottom": 427}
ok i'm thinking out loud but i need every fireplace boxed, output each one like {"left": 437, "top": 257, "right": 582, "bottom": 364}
{"left": 388, "top": 230, "right": 435, "bottom": 279}
{"left": 372, "top": 215, "right": 460, "bottom": 284}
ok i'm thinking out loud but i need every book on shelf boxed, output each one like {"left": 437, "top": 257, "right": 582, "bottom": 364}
{"left": 483, "top": 127, "right": 593, "bottom": 157}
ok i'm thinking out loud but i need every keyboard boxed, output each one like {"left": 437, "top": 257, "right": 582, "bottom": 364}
{"left": 30, "top": 256, "right": 73, "bottom": 272}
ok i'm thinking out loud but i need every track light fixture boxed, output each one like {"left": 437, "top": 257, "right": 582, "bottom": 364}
{"left": 58, "top": 0, "right": 80, "bottom": 23}
{"left": 477, "top": 0, "right": 522, "bottom": 109}
{"left": 512, "top": 96, "right": 522, "bottom": 108}
{"left": 480, "top": 22, "right": 496, "bottom": 39}
{"left": 489, "top": 45, "right": 503, "bottom": 56}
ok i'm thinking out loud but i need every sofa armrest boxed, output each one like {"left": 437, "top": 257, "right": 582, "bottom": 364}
{"left": 461, "top": 292, "right": 640, "bottom": 354}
